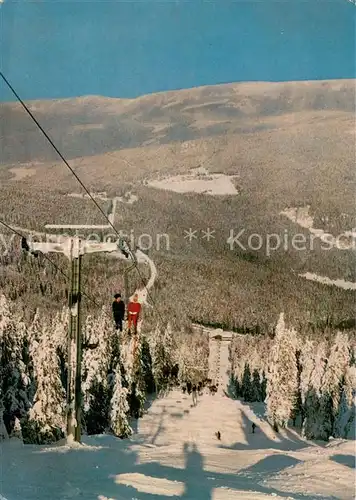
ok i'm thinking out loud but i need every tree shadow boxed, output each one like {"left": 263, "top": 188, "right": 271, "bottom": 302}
{"left": 243, "top": 454, "right": 300, "bottom": 475}
{"left": 244, "top": 401, "right": 267, "bottom": 421}
{"left": 130, "top": 392, "right": 160, "bottom": 435}
{"left": 330, "top": 454, "right": 355, "bottom": 469}
{"left": 148, "top": 406, "right": 167, "bottom": 446}
{"left": 170, "top": 412, "right": 185, "bottom": 419}
{"left": 220, "top": 409, "right": 315, "bottom": 452}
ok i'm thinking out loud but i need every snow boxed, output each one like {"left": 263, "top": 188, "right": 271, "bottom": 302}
{"left": 8, "top": 167, "right": 37, "bottom": 181}
{"left": 129, "top": 249, "right": 157, "bottom": 306}
{"left": 281, "top": 206, "right": 356, "bottom": 290}
{"left": 46, "top": 191, "right": 136, "bottom": 230}
{"left": 280, "top": 206, "right": 356, "bottom": 250}
{"left": 67, "top": 191, "right": 138, "bottom": 205}
{"left": 299, "top": 272, "right": 356, "bottom": 291}
{"left": 148, "top": 168, "right": 238, "bottom": 196}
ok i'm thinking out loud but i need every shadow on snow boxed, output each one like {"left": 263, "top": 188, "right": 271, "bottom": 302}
{"left": 1, "top": 433, "right": 339, "bottom": 500}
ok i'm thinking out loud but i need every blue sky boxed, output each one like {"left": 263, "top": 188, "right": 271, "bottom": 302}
{"left": 0, "top": 0, "right": 355, "bottom": 101}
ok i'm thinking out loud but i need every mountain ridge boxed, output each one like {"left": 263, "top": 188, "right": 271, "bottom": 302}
{"left": 1, "top": 78, "right": 354, "bottom": 166}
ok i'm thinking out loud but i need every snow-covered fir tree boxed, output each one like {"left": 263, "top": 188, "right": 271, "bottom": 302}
{"left": 23, "top": 318, "right": 66, "bottom": 444}
{"left": 27, "top": 308, "right": 42, "bottom": 343}
{"left": 227, "top": 374, "right": 240, "bottom": 399}
{"left": 109, "top": 367, "right": 132, "bottom": 438}
{"left": 120, "top": 335, "right": 136, "bottom": 386}
{"left": 11, "top": 416, "right": 23, "bottom": 440}
{"left": 82, "top": 307, "right": 113, "bottom": 434}
{"left": 0, "top": 294, "right": 30, "bottom": 436}
{"left": 265, "top": 313, "right": 298, "bottom": 431}
{"left": 230, "top": 334, "right": 271, "bottom": 402}
{"left": 334, "top": 360, "right": 356, "bottom": 439}
{"left": 121, "top": 331, "right": 147, "bottom": 419}
{"left": 301, "top": 332, "right": 352, "bottom": 441}
{"left": 301, "top": 340, "right": 328, "bottom": 440}
{"left": 251, "top": 368, "right": 262, "bottom": 402}
{"left": 334, "top": 385, "right": 353, "bottom": 439}
{"left": 50, "top": 307, "right": 68, "bottom": 393}
{"left": 321, "top": 332, "right": 351, "bottom": 420}
{"left": 51, "top": 307, "right": 68, "bottom": 349}
{"left": 260, "top": 370, "right": 267, "bottom": 401}
{"left": 176, "top": 329, "right": 207, "bottom": 388}
{"left": 241, "top": 363, "right": 253, "bottom": 402}
{"left": 133, "top": 333, "right": 148, "bottom": 417}
{"left": 140, "top": 336, "right": 155, "bottom": 394}
{"left": 299, "top": 339, "right": 317, "bottom": 409}
{"left": 150, "top": 323, "right": 175, "bottom": 393}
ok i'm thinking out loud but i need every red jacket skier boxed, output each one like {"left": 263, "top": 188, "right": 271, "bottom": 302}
{"left": 127, "top": 293, "right": 141, "bottom": 333}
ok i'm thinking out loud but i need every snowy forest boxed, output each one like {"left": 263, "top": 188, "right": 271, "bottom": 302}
{"left": 229, "top": 313, "right": 356, "bottom": 441}
{"left": 0, "top": 294, "right": 208, "bottom": 444}
{"left": 1, "top": 292, "right": 354, "bottom": 446}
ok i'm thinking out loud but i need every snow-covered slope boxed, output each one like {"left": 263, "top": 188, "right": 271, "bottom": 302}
{"left": 1, "top": 390, "right": 354, "bottom": 500}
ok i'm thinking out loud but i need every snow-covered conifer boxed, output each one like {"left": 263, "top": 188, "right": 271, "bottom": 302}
{"left": 140, "top": 336, "right": 155, "bottom": 394}
{"left": 125, "top": 332, "right": 147, "bottom": 418}
{"left": 52, "top": 307, "right": 68, "bottom": 349}
{"left": 150, "top": 323, "right": 175, "bottom": 393}
{"left": 241, "top": 363, "right": 253, "bottom": 402}
{"left": 28, "top": 308, "right": 42, "bottom": 343}
{"left": 23, "top": 320, "right": 66, "bottom": 444}
{"left": 251, "top": 368, "right": 262, "bottom": 402}
{"left": 260, "top": 370, "right": 267, "bottom": 401}
{"left": 321, "top": 332, "right": 351, "bottom": 419}
{"left": 11, "top": 416, "right": 23, "bottom": 440}
{"left": 109, "top": 368, "right": 132, "bottom": 438}
{"left": 265, "top": 313, "right": 298, "bottom": 430}
{"left": 302, "top": 340, "right": 328, "bottom": 440}
{"left": 302, "top": 387, "right": 323, "bottom": 439}
{"left": 0, "top": 294, "right": 29, "bottom": 436}
{"left": 82, "top": 307, "right": 112, "bottom": 434}
{"left": 334, "top": 386, "right": 352, "bottom": 438}
{"left": 303, "top": 332, "right": 352, "bottom": 441}
{"left": 334, "top": 364, "right": 356, "bottom": 438}
{"left": 227, "top": 374, "right": 240, "bottom": 399}
{"left": 300, "top": 339, "right": 317, "bottom": 407}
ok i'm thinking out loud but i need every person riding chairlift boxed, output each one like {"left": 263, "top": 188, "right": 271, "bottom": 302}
{"left": 127, "top": 292, "right": 141, "bottom": 335}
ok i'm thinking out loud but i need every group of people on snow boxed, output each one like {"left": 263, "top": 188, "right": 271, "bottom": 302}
{"left": 112, "top": 292, "right": 141, "bottom": 334}
{"left": 182, "top": 379, "right": 219, "bottom": 404}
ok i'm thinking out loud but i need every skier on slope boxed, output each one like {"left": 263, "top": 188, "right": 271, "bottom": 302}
{"left": 192, "top": 385, "right": 197, "bottom": 406}
{"left": 127, "top": 292, "right": 141, "bottom": 335}
{"left": 112, "top": 293, "right": 125, "bottom": 331}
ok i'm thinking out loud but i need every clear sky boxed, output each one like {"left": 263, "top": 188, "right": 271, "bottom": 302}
{"left": 0, "top": 0, "right": 355, "bottom": 101}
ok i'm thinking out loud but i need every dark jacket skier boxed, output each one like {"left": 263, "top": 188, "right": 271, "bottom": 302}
{"left": 192, "top": 385, "right": 197, "bottom": 406}
{"left": 112, "top": 293, "right": 125, "bottom": 331}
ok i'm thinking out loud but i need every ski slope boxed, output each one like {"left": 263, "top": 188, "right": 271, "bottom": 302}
{"left": 1, "top": 390, "right": 354, "bottom": 500}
